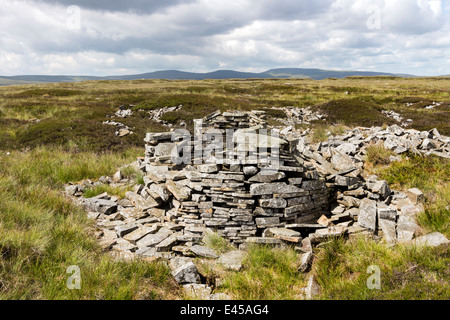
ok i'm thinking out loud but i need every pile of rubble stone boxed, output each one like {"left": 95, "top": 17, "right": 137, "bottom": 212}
{"left": 65, "top": 108, "right": 449, "bottom": 299}
{"left": 271, "top": 106, "right": 326, "bottom": 126}
{"left": 146, "top": 105, "right": 183, "bottom": 127}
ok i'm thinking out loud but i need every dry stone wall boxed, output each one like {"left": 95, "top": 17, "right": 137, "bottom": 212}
{"left": 141, "top": 110, "right": 331, "bottom": 246}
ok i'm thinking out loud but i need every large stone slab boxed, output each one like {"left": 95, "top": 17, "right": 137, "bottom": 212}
{"left": 411, "top": 232, "right": 449, "bottom": 247}
{"left": 149, "top": 183, "right": 171, "bottom": 202}
{"left": 217, "top": 250, "right": 246, "bottom": 271}
{"left": 331, "top": 150, "right": 356, "bottom": 171}
{"left": 166, "top": 180, "right": 191, "bottom": 201}
{"left": 125, "top": 191, "right": 159, "bottom": 211}
{"left": 250, "top": 182, "right": 302, "bottom": 195}
{"left": 248, "top": 171, "right": 286, "bottom": 183}
{"left": 263, "top": 228, "right": 302, "bottom": 243}
{"left": 379, "top": 219, "right": 397, "bottom": 245}
{"left": 190, "top": 245, "right": 219, "bottom": 259}
{"left": 258, "top": 198, "right": 287, "bottom": 209}
{"left": 136, "top": 227, "right": 173, "bottom": 247}
{"left": 397, "top": 214, "right": 421, "bottom": 243}
{"left": 377, "top": 207, "right": 397, "bottom": 222}
{"left": 358, "top": 198, "right": 377, "bottom": 231}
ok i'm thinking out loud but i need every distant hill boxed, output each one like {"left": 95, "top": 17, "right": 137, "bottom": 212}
{"left": 0, "top": 68, "right": 416, "bottom": 86}
{"left": 262, "top": 68, "right": 413, "bottom": 79}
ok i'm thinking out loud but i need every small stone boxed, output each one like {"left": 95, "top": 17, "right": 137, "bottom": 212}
{"left": 305, "top": 275, "right": 321, "bottom": 300}
{"left": 298, "top": 251, "right": 313, "bottom": 273}
{"left": 243, "top": 166, "right": 258, "bottom": 175}
{"left": 296, "top": 237, "right": 312, "bottom": 253}
{"left": 377, "top": 207, "right": 397, "bottom": 222}
{"left": 169, "top": 257, "right": 201, "bottom": 284}
{"left": 371, "top": 180, "right": 391, "bottom": 199}
{"left": 317, "top": 215, "right": 331, "bottom": 227}
{"left": 112, "top": 170, "right": 123, "bottom": 182}
{"left": 406, "top": 188, "right": 424, "bottom": 204}
{"left": 182, "top": 284, "right": 212, "bottom": 300}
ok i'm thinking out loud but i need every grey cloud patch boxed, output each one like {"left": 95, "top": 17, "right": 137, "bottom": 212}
{"left": 255, "top": 0, "right": 334, "bottom": 20}
{"left": 33, "top": 0, "right": 195, "bottom": 13}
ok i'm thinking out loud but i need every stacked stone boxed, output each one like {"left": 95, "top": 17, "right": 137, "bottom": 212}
{"left": 144, "top": 132, "right": 175, "bottom": 165}
{"left": 139, "top": 110, "right": 331, "bottom": 246}
{"left": 288, "top": 124, "right": 450, "bottom": 245}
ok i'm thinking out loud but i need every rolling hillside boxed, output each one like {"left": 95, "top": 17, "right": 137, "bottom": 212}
{"left": 0, "top": 68, "right": 415, "bottom": 86}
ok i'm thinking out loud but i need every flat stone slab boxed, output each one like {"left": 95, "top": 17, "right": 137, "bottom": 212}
{"left": 263, "top": 227, "right": 302, "bottom": 243}
{"left": 136, "top": 227, "right": 173, "bottom": 247}
{"left": 397, "top": 214, "right": 421, "bottom": 243}
{"left": 309, "top": 226, "right": 347, "bottom": 243}
{"left": 125, "top": 191, "right": 159, "bottom": 211}
{"left": 358, "top": 198, "right": 377, "bottom": 231}
{"left": 258, "top": 198, "right": 287, "bottom": 208}
{"left": 248, "top": 171, "right": 285, "bottom": 183}
{"left": 190, "top": 245, "right": 219, "bottom": 259}
{"left": 166, "top": 180, "right": 191, "bottom": 201}
{"left": 379, "top": 219, "right": 397, "bottom": 245}
{"left": 250, "top": 182, "right": 303, "bottom": 195}
{"left": 217, "top": 250, "right": 246, "bottom": 271}
{"left": 123, "top": 226, "right": 155, "bottom": 244}
{"left": 411, "top": 232, "right": 449, "bottom": 247}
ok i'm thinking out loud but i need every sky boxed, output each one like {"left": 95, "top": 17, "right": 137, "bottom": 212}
{"left": 0, "top": 0, "right": 449, "bottom": 76}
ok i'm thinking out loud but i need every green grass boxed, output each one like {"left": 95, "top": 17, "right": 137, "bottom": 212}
{"left": 313, "top": 236, "right": 449, "bottom": 300}
{"left": 365, "top": 143, "right": 395, "bottom": 166}
{"left": 219, "top": 245, "right": 305, "bottom": 300}
{"left": 376, "top": 154, "right": 450, "bottom": 236}
{"left": 0, "top": 146, "right": 178, "bottom": 299}
{"left": 82, "top": 184, "right": 133, "bottom": 199}
{"left": 203, "top": 231, "right": 235, "bottom": 255}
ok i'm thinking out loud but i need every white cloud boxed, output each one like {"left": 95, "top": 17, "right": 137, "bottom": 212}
{"left": 0, "top": 0, "right": 448, "bottom": 76}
